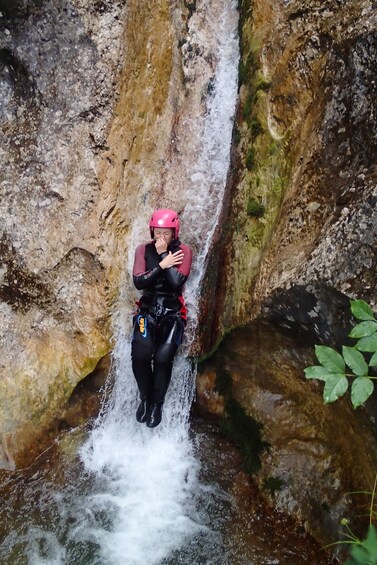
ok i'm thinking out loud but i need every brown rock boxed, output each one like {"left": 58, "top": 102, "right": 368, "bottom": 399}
{"left": 197, "top": 320, "right": 377, "bottom": 547}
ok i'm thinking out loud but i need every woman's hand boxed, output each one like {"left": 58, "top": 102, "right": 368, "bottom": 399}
{"left": 159, "top": 250, "right": 184, "bottom": 269}
{"left": 155, "top": 236, "right": 168, "bottom": 254}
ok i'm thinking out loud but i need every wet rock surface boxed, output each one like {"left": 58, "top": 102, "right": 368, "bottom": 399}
{"left": 0, "top": 0, "right": 202, "bottom": 467}
{"left": 192, "top": 417, "right": 339, "bottom": 564}
{"left": 208, "top": 0, "right": 377, "bottom": 344}
{"left": 196, "top": 320, "right": 377, "bottom": 550}
{"left": 0, "top": 0, "right": 127, "bottom": 467}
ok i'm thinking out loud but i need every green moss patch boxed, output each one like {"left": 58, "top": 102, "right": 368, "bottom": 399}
{"left": 245, "top": 146, "right": 256, "bottom": 170}
{"left": 247, "top": 198, "right": 265, "bottom": 218}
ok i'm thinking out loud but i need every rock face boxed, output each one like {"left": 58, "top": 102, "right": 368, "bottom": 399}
{"left": 197, "top": 321, "right": 377, "bottom": 547}
{"left": 206, "top": 0, "right": 377, "bottom": 341}
{"left": 196, "top": 0, "right": 377, "bottom": 547}
{"left": 0, "top": 0, "right": 129, "bottom": 468}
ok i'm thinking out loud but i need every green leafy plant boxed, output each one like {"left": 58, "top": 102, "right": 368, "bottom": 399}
{"left": 239, "top": 52, "right": 256, "bottom": 86}
{"left": 242, "top": 92, "right": 254, "bottom": 121}
{"left": 304, "top": 300, "right": 377, "bottom": 409}
{"left": 250, "top": 118, "right": 263, "bottom": 137}
{"left": 305, "top": 300, "right": 377, "bottom": 563}
{"left": 255, "top": 78, "right": 272, "bottom": 93}
{"left": 343, "top": 524, "right": 377, "bottom": 565}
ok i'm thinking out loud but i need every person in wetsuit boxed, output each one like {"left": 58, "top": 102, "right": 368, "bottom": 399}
{"left": 131, "top": 208, "right": 193, "bottom": 428}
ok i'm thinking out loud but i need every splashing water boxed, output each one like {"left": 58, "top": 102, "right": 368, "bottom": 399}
{"left": 0, "top": 2, "right": 239, "bottom": 564}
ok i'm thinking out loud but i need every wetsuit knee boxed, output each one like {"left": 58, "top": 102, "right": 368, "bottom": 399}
{"left": 154, "top": 343, "right": 178, "bottom": 368}
{"left": 152, "top": 342, "right": 179, "bottom": 404}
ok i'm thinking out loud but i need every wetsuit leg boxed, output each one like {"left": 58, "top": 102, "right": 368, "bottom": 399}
{"left": 131, "top": 313, "right": 156, "bottom": 399}
{"left": 152, "top": 315, "right": 185, "bottom": 404}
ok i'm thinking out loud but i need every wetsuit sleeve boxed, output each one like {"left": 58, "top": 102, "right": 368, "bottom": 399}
{"left": 163, "top": 244, "right": 193, "bottom": 289}
{"left": 132, "top": 243, "right": 164, "bottom": 290}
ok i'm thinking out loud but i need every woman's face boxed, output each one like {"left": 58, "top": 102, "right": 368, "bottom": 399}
{"left": 154, "top": 227, "right": 174, "bottom": 245}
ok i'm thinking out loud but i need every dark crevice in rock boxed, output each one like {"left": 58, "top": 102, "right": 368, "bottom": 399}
{"left": 0, "top": 48, "right": 36, "bottom": 101}
{"left": 68, "top": 353, "right": 111, "bottom": 407}
{"left": 0, "top": 0, "right": 45, "bottom": 19}
{"left": 0, "top": 47, "right": 42, "bottom": 141}
{"left": 0, "top": 238, "right": 106, "bottom": 317}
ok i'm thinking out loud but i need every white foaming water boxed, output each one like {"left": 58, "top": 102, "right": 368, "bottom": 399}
{"left": 18, "top": 2, "right": 239, "bottom": 564}
{"left": 76, "top": 2, "right": 239, "bottom": 564}
{"left": 77, "top": 342, "right": 203, "bottom": 565}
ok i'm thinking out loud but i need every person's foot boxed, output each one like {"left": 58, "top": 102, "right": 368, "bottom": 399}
{"left": 146, "top": 403, "right": 163, "bottom": 428}
{"left": 136, "top": 399, "right": 151, "bottom": 423}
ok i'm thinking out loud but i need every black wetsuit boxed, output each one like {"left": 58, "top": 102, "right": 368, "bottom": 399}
{"left": 131, "top": 239, "right": 192, "bottom": 404}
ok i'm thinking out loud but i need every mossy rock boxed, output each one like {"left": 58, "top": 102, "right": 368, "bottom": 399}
{"left": 247, "top": 198, "right": 265, "bottom": 218}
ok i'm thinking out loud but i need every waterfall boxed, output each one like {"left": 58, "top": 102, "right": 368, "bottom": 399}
{"left": 77, "top": 2, "right": 239, "bottom": 563}
{"left": 0, "top": 2, "right": 239, "bottom": 564}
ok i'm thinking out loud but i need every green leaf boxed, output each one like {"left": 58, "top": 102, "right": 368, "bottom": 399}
{"left": 351, "top": 377, "right": 374, "bottom": 409}
{"left": 315, "top": 345, "right": 345, "bottom": 373}
{"left": 351, "top": 299, "right": 376, "bottom": 321}
{"left": 363, "top": 525, "right": 377, "bottom": 557}
{"left": 346, "top": 526, "right": 377, "bottom": 564}
{"left": 349, "top": 321, "right": 377, "bottom": 339}
{"left": 348, "top": 545, "right": 369, "bottom": 564}
{"left": 342, "top": 346, "right": 369, "bottom": 376}
{"left": 370, "top": 352, "right": 377, "bottom": 367}
{"left": 304, "top": 366, "right": 332, "bottom": 381}
{"left": 323, "top": 374, "right": 348, "bottom": 404}
{"left": 355, "top": 333, "right": 377, "bottom": 353}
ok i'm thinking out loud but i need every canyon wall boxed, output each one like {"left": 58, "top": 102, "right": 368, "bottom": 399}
{"left": 196, "top": 0, "right": 377, "bottom": 548}
{"left": 204, "top": 0, "right": 377, "bottom": 343}
{"left": 0, "top": 0, "right": 237, "bottom": 467}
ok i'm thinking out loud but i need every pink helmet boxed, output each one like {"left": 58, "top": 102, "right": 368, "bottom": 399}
{"left": 149, "top": 208, "right": 180, "bottom": 239}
